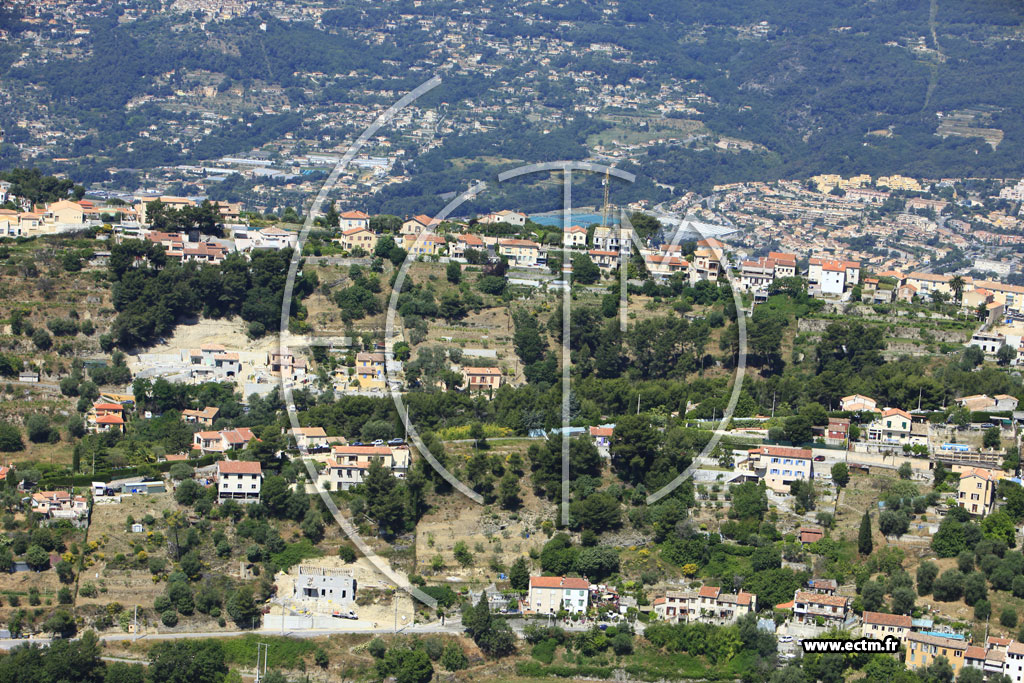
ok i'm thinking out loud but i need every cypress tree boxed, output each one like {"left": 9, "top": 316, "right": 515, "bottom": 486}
{"left": 859, "top": 511, "right": 873, "bottom": 555}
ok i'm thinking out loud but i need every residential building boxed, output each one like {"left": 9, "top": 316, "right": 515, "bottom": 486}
{"left": 290, "top": 427, "right": 329, "bottom": 451}
{"left": 216, "top": 460, "right": 263, "bottom": 504}
{"left": 338, "top": 226, "right": 378, "bottom": 252}
{"left": 590, "top": 426, "right": 613, "bottom": 448}
{"left": 1005, "top": 641, "right": 1024, "bottom": 683}
{"left": 181, "top": 406, "right": 219, "bottom": 427}
{"left": 655, "top": 586, "right": 756, "bottom": 626}
{"left": 479, "top": 210, "right": 527, "bottom": 227}
{"left": 866, "top": 408, "right": 912, "bottom": 444}
{"left": 645, "top": 253, "right": 688, "bottom": 279}
{"left": 268, "top": 350, "right": 308, "bottom": 382}
{"left": 463, "top": 366, "right": 502, "bottom": 393}
{"left": 753, "top": 445, "right": 813, "bottom": 492}
{"left": 825, "top": 418, "right": 850, "bottom": 445}
{"left": 563, "top": 225, "right": 588, "bottom": 248}
{"left": 527, "top": 576, "right": 590, "bottom": 615}
{"left": 791, "top": 590, "right": 850, "bottom": 627}
{"left": 322, "top": 445, "right": 411, "bottom": 490}
{"left": 31, "top": 491, "right": 88, "bottom": 519}
{"left": 402, "top": 232, "right": 447, "bottom": 256}
{"left": 588, "top": 249, "right": 619, "bottom": 272}
{"left": 355, "top": 352, "right": 386, "bottom": 389}
{"left": 592, "top": 226, "right": 632, "bottom": 252}
{"left": 862, "top": 611, "right": 912, "bottom": 641}
{"left": 691, "top": 241, "right": 724, "bottom": 282}
{"left": 338, "top": 210, "right": 370, "bottom": 231}
{"left": 292, "top": 564, "right": 356, "bottom": 605}
{"left": 89, "top": 402, "right": 125, "bottom": 433}
{"left": 451, "top": 233, "right": 485, "bottom": 259}
{"left": 401, "top": 214, "right": 440, "bottom": 235}
{"left": 193, "top": 428, "right": 257, "bottom": 455}
{"left": 958, "top": 468, "right": 999, "bottom": 516}
{"left": 905, "top": 632, "right": 967, "bottom": 675}
{"left": 498, "top": 238, "right": 542, "bottom": 266}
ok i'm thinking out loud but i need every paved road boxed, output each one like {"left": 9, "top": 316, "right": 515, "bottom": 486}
{"left": 0, "top": 614, "right": 640, "bottom": 652}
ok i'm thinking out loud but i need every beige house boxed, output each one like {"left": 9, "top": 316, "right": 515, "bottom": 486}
{"left": 338, "top": 227, "right": 378, "bottom": 252}
{"left": 498, "top": 238, "right": 542, "bottom": 266}
{"left": 958, "top": 468, "right": 1000, "bottom": 516}
{"left": 322, "top": 445, "right": 411, "bottom": 490}
{"left": 866, "top": 407, "right": 912, "bottom": 444}
{"left": 839, "top": 394, "right": 878, "bottom": 412}
{"left": 754, "top": 445, "right": 813, "bottom": 492}
{"left": 527, "top": 576, "right": 589, "bottom": 615}
{"left": 463, "top": 366, "right": 502, "bottom": 393}
{"left": 181, "top": 406, "right": 219, "bottom": 427}
{"left": 403, "top": 232, "right": 447, "bottom": 256}
{"left": 401, "top": 214, "right": 440, "bottom": 236}
{"left": 290, "top": 426, "right": 329, "bottom": 451}
{"left": 862, "top": 611, "right": 912, "bottom": 640}
{"left": 45, "top": 200, "right": 85, "bottom": 225}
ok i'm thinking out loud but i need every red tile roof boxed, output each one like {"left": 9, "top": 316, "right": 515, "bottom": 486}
{"left": 862, "top": 611, "right": 912, "bottom": 628}
{"left": 698, "top": 586, "right": 721, "bottom": 599}
{"left": 530, "top": 576, "right": 589, "bottom": 590}
{"left": 217, "top": 460, "right": 262, "bottom": 475}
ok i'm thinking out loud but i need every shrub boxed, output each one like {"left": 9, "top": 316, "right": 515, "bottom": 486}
{"left": 161, "top": 610, "right": 178, "bottom": 627}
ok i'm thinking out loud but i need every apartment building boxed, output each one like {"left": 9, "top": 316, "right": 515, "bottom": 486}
{"left": 654, "top": 586, "right": 756, "bottom": 626}
{"left": 905, "top": 633, "right": 967, "bottom": 675}
{"left": 216, "top": 460, "right": 263, "bottom": 504}
{"left": 322, "top": 444, "right": 411, "bottom": 491}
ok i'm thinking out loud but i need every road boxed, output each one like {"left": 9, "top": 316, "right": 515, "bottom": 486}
{"left": 0, "top": 613, "right": 641, "bottom": 652}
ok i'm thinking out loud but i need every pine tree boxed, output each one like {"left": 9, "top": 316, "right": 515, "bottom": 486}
{"left": 859, "top": 511, "right": 873, "bottom": 556}
{"left": 509, "top": 557, "right": 529, "bottom": 592}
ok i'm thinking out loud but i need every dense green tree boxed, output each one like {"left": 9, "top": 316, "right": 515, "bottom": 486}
{"left": 858, "top": 512, "right": 873, "bottom": 556}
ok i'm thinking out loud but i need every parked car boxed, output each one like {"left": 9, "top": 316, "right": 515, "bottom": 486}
{"left": 388, "top": 438, "right": 405, "bottom": 446}
{"left": 813, "top": 455, "right": 825, "bottom": 462}
{"left": 372, "top": 439, "right": 385, "bottom": 446}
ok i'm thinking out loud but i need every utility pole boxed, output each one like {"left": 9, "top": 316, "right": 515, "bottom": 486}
{"left": 394, "top": 592, "right": 399, "bottom": 633}
{"left": 255, "top": 642, "right": 268, "bottom": 683}
{"left": 771, "top": 391, "right": 776, "bottom": 418}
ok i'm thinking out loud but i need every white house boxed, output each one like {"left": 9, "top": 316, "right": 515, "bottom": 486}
{"left": 216, "top": 460, "right": 263, "bottom": 504}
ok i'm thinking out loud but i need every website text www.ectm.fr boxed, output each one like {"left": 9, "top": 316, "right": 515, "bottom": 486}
{"left": 801, "top": 637, "right": 901, "bottom": 654}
